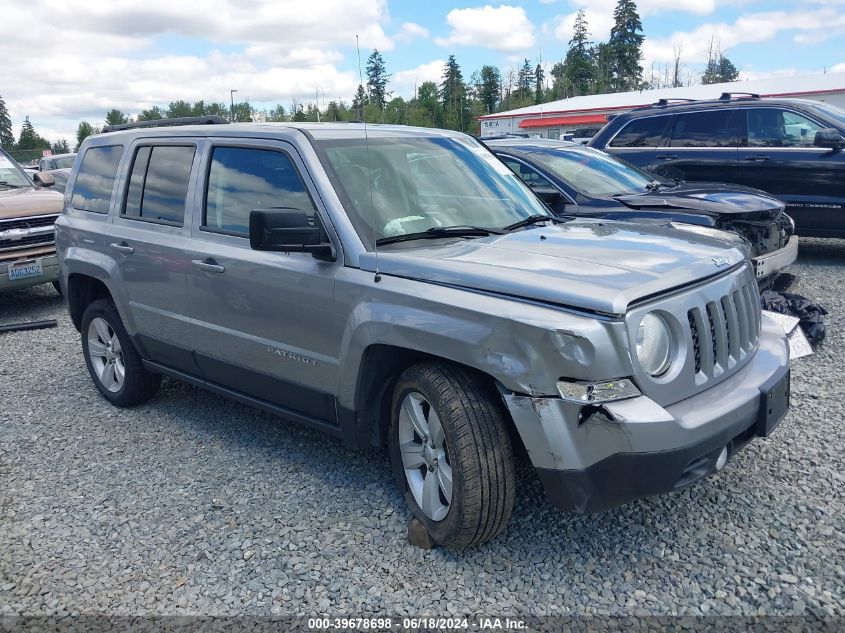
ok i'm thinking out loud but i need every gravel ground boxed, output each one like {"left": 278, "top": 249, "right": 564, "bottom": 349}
{"left": 1, "top": 238, "right": 843, "bottom": 618}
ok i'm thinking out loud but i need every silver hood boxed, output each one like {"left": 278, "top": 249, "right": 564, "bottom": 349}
{"left": 360, "top": 219, "right": 747, "bottom": 315}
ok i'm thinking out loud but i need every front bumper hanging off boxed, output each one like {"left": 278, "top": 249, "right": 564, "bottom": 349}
{"left": 503, "top": 315, "right": 791, "bottom": 514}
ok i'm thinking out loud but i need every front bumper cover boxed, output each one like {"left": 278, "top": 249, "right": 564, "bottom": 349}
{"left": 503, "top": 314, "right": 790, "bottom": 514}
{"left": 0, "top": 254, "right": 58, "bottom": 292}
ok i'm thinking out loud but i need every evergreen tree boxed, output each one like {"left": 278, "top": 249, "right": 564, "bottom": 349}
{"left": 516, "top": 58, "right": 534, "bottom": 101}
{"left": 608, "top": 0, "right": 644, "bottom": 91}
{"left": 476, "top": 65, "right": 501, "bottom": 115}
{"left": 366, "top": 49, "right": 390, "bottom": 111}
{"left": 440, "top": 55, "right": 468, "bottom": 131}
{"left": 291, "top": 104, "right": 307, "bottom": 122}
{"left": 230, "top": 101, "right": 253, "bottom": 122}
{"left": 549, "top": 62, "right": 569, "bottom": 101}
{"left": 701, "top": 41, "right": 740, "bottom": 85}
{"left": 267, "top": 104, "right": 287, "bottom": 122}
{"left": 203, "top": 102, "right": 230, "bottom": 117}
{"left": 137, "top": 106, "right": 165, "bottom": 121}
{"left": 413, "top": 81, "right": 440, "bottom": 126}
{"left": 325, "top": 101, "right": 344, "bottom": 121}
{"left": 0, "top": 95, "right": 13, "bottom": 149}
{"left": 564, "top": 10, "right": 595, "bottom": 96}
{"left": 51, "top": 139, "right": 70, "bottom": 154}
{"left": 75, "top": 121, "right": 95, "bottom": 151}
{"left": 351, "top": 85, "right": 368, "bottom": 119}
{"left": 104, "top": 109, "right": 129, "bottom": 127}
{"left": 590, "top": 42, "right": 614, "bottom": 94}
{"left": 17, "top": 117, "right": 49, "bottom": 150}
{"left": 166, "top": 100, "right": 194, "bottom": 118}
{"left": 534, "top": 63, "right": 545, "bottom": 104}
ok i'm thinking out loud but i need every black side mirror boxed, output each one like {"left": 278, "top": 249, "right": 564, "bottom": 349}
{"left": 33, "top": 171, "right": 55, "bottom": 187}
{"left": 249, "top": 207, "right": 335, "bottom": 261}
{"left": 813, "top": 128, "right": 844, "bottom": 150}
{"left": 532, "top": 186, "right": 561, "bottom": 206}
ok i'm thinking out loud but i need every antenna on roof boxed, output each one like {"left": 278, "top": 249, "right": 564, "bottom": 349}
{"left": 357, "top": 35, "right": 380, "bottom": 283}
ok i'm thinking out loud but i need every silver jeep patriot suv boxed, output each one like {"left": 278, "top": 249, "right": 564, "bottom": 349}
{"left": 55, "top": 118, "right": 791, "bottom": 549}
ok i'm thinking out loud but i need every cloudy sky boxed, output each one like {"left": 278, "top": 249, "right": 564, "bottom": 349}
{"left": 3, "top": 0, "right": 844, "bottom": 143}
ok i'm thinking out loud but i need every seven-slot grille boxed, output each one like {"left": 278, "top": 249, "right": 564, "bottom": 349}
{"left": 687, "top": 277, "right": 761, "bottom": 380}
{"left": 0, "top": 214, "right": 58, "bottom": 254}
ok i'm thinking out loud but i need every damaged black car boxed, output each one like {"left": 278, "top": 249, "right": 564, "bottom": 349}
{"left": 487, "top": 138, "right": 797, "bottom": 286}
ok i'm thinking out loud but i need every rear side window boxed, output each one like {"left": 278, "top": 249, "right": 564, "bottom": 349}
{"left": 669, "top": 111, "right": 734, "bottom": 147}
{"left": 204, "top": 146, "right": 315, "bottom": 235}
{"left": 122, "top": 145, "right": 195, "bottom": 225}
{"left": 609, "top": 116, "right": 668, "bottom": 147}
{"left": 71, "top": 145, "right": 124, "bottom": 213}
{"left": 502, "top": 158, "right": 556, "bottom": 190}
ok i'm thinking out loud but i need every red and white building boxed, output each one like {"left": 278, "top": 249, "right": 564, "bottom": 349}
{"left": 478, "top": 72, "right": 845, "bottom": 139}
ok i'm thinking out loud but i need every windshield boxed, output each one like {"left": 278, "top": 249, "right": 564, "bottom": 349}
{"left": 0, "top": 151, "right": 32, "bottom": 188}
{"left": 529, "top": 146, "right": 655, "bottom": 196}
{"left": 53, "top": 155, "right": 77, "bottom": 169}
{"left": 811, "top": 102, "right": 845, "bottom": 129}
{"left": 314, "top": 136, "right": 552, "bottom": 248}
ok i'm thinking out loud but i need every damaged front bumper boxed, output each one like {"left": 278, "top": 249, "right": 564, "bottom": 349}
{"left": 752, "top": 235, "right": 798, "bottom": 281}
{"left": 503, "top": 315, "right": 790, "bottom": 514}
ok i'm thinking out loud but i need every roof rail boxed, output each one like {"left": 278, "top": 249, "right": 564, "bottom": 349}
{"left": 102, "top": 115, "right": 230, "bottom": 133}
{"left": 655, "top": 98, "right": 696, "bottom": 107}
{"left": 719, "top": 92, "right": 760, "bottom": 101}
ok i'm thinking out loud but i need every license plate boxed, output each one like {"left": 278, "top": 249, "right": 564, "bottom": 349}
{"left": 756, "top": 370, "right": 790, "bottom": 437}
{"left": 8, "top": 259, "right": 43, "bottom": 281}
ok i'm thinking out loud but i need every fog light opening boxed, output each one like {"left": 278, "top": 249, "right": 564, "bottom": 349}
{"left": 714, "top": 446, "right": 729, "bottom": 472}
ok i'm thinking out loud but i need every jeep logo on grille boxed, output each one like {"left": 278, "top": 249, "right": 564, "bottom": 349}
{"left": 712, "top": 256, "right": 730, "bottom": 268}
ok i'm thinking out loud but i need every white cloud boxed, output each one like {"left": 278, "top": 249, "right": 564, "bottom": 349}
{"left": 642, "top": 8, "right": 845, "bottom": 68}
{"left": 832, "top": 62, "right": 845, "bottom": 72}
{"left": 434, "top": 5, "right": 535, "bottom": 53}
{"left": 390, "top": 60, "right": 446, "bottom": 98}
{"left": 1, "top": 0, "right": 391, "bottom": 142}
{"left": 396, "top": 22, "right": 429, "bottom": 43}
{"left": 547, "top": 10, "right": 615, "bottom": 44}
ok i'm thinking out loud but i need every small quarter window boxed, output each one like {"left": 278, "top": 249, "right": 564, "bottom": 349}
{"left": 122, "top": 145, "right": 195, "bottom": 225}
{"left": 609, "top": 117, "right": 669, "bottom": 148}
{"left": 204, "top": 146, "right": 315, "bottom": 235}
{"left": 71, "top": 145, "right": 124, "bottom": 213}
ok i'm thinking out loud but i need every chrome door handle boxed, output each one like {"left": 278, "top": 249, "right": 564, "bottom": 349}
{"left": 743, "top": 154, "right": 770, "bottom": 162}
{"left": 109, "top": 242, "right": 134, "bottom": 254}
{"left": 192, "top": 259, "right": 225, "bottom": 274}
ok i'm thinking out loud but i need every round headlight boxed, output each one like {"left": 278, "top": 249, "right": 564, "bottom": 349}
{"left": 636, "top": 313, "right": 672, "bottom": 376}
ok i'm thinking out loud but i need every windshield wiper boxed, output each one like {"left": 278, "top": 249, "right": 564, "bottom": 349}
{"left": 376, "top": 225, "right": 504, "bottom": 246}
{"left": 502, "top": 214, "right": 565, "bottom": 231}
{"left": 0, "top": 181, "right": 24, "bottom": 189}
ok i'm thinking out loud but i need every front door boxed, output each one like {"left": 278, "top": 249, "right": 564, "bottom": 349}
{"left": 735, "top": 107, "right": 845, "bottom": 236}
{"left": 656, "top": 109, "right": 739, "bottom": 182}
{"left": 185, "top": 140, "right": 345, "bottom": 423}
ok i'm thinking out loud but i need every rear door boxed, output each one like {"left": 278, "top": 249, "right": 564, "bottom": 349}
{"left": 736, "top": 106, "right": 845, "bottom": 236}
{"left": 185, "top": 139, "right": 344, "bottom": 424}
{"left": 110, "top": 141, "right": 198, "bottom": 373}
{"left": 658, "top": 109, "right": 739, "bottom": 182}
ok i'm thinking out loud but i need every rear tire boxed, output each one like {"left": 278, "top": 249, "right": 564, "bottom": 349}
{"left": 80, "top": 299, "right": 161, "bottom": 407}
{"left": 389, "top": 362, "right": 515, "bottom": 549}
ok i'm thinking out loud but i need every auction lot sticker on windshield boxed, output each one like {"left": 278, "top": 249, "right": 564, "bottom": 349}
{"left": 8, "top": 259, "right": 43, "bottom": 281}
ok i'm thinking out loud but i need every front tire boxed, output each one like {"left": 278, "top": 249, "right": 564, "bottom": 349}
{"left": 389, "top": 362, "right": 515, "bottom": 549}
{"left": 80, "top": 299, "right": 161, "bottom": 407}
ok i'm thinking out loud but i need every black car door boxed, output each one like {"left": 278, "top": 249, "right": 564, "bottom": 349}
{"left": 601, "top": 114, "right": 673, "bottom": 172}
{"left": 735, "top": 106, "right": 845, "bottom": 236}
{"left": 653, "top": 109, "right": 739, "bottom": 182}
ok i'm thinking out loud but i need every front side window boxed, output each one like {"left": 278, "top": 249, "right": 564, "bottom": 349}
{"left": 669, "top": 111, "right": 734, "bottom": 147}
{"left": 71, "top": 145, "right": 124, "bottom": 213}
{"left": 204, "top": 147, "right": 315, "bottom": 235}
{"left": 503, "top": 158, "right": 557, "bottom": 190}
{"left": 609, "top": 116, "right": 669, "bottom": 148}
{"left": 746, "top": 109, "right": 824, "bottom": 148}
{"left": 314, "top": 136, "right": 551, "bottom": 248}
{"left": 0, "top": 150, "right": 32, "bottom": 189}
{"left": 529, "top": 147, "right": 654, "bottom": 196}
{"left": 53, "top": 155, "right": 77, "bottom": 169}
{"left": 122, "top": 145, "right": 194, "bottom": 224}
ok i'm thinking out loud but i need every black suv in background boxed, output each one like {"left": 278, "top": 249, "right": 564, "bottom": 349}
{"left": 589, "top": 94, "right": 845, "bottom": 238}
